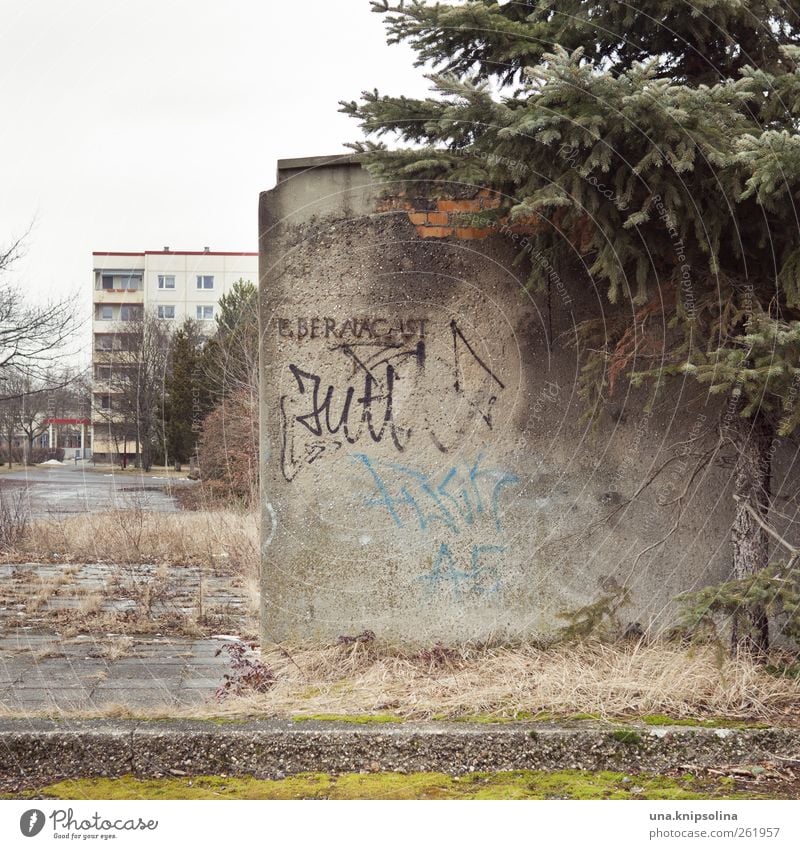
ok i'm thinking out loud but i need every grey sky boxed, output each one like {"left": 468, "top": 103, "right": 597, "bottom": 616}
{"left": 0, "top": 0, "right": 430, "bottom": 360}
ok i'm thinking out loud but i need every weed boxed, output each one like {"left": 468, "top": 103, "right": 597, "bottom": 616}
{"left": 0, "top": 488, "right": 28, "bottom": 551}
{"left": 215, "top": 641, "right": 276, "bottom": 700}
{"left": 611, "top": 730, "right": 643, "bottom": 746}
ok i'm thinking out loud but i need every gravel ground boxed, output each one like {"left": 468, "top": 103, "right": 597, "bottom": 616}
{"left": 2, "top": 718, "right": 800, "bottom": 795}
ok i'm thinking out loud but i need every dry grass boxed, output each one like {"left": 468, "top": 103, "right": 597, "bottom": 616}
{"left": 2, "top": 640, "right": 798, "bottom": 724}
{"left": 0, "top": 508, "right": 259, "bottom": 638}
{"left": 3, "top": 508, "right": 799, "bottom": 725}
{"left": 93, "top": 635, "right": 134, "bottom": 662}
{"left": 7, "top": 507, "right": 259, "bottom": 573}
{"left": 211, "top": 639, "right": 800, "bottom": 724}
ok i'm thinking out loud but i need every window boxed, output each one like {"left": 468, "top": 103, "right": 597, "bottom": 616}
{"left": 99, "top": 306, "right": 113, "bottom": 320}
{"left": 120, "top": 305, "right": 142, "bottom": 321}
{"left": 196, "top": 305, "right": 214, "bottom": 321}
{"left": 95, "top": 335, "right": 113, "bottom": 351}
{"left": 121, "top": 275, "right": 142, "bottom": 290}
{"left": 118, "top": 334, "right": 138, "bottom": 351}
{"left": 100, "top": 395, "right": 112, "bottom": 410}
{"left": 196, "top": 275, "right": 214, "bottom": 290}
{"left": 157, "top": 305, "right": 175, "bottom": 319}
{"left": 96, "top": 366, "right": 112, "bottom": 380}
{"left": 158, "top": 275, "right": 175, "bottom": 290}
{"left": 101, "top": 275, "right": 113, "bottom": 290}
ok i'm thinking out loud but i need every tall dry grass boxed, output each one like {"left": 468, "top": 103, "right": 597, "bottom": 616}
{"left": 1, "top": 508, "right": 261, "bottom": 635}
{"left": 5, "top": 509, "right": 800, "bottom": 724}
{"left": 215, "top": 639, "right": 800, "bottom": 724}
{"left": 8, "top": 508, "right": 259, "bottom": 575}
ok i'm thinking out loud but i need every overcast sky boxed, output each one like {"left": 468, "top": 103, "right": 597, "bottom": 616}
{"left": 0, "top": 0, "right": 431, "bottom": 360}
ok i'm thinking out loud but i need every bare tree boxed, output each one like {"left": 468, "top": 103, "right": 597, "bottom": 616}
{"left": 94, "top": 309, "right": 170, "bottom": 471}
{"left": 0, "top": 366, "right": 90, "bottom": 467}
{"left": 0, "top": 373, "right": 23, "bottom": 467}
{"left": 0, "top": 237, "right": 81, "bottom": 386}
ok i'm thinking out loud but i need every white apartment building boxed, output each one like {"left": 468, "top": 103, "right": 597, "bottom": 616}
{"left": 91, "top": 248, "right": 258, "bottom": 462}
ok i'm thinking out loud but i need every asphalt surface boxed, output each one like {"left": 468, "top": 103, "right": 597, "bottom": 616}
{"left": 0, "top": 463, "right": 193, "bottom": 517}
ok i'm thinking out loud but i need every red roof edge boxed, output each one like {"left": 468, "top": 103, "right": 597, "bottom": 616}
{"left": 92, "top": 250, "right": 257, "bottom": 257}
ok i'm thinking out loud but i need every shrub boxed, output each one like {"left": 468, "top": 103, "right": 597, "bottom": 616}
{"left": 197, "top": 389, "right": 258, "bottom": 505}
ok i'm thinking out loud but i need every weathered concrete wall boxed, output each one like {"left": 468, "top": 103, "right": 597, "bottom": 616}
{"left": 259, "top": 155, "right": 757, "bottom": 643}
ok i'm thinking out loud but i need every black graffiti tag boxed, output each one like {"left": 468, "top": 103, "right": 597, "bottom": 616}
{"left": 279, "top": 321, "right": 506, "bottom": 481}
{"left": 279, "top": 343, "right": 423, "bottom": 481}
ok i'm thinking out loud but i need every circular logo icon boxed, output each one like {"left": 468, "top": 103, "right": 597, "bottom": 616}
{"left": 19, "top": 810, "right": 45, "bottom": 837}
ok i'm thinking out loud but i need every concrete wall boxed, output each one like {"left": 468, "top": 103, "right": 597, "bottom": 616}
{"left": 259, "top": 156, "right": 761, "bottom": 643}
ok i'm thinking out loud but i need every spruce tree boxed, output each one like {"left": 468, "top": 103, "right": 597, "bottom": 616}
{"left": 204, "top": 279, "right": 259, "bottom": 400}
{"left": 164, "top": 321, "right": 207, "bottom": 466}
{"left": 343, "top": 0, "right": 800, "bottom": 654}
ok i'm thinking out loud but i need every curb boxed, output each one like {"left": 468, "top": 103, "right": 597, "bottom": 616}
{"left": 1, "top": 720, "right": 799, "bottom": 781}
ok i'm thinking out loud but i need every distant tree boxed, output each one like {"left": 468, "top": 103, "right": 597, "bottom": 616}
{"left": 0, "top": 370, "right": 23, "bottom": 467}
{"left": 0, "top": 234, "right": 80, "bottom": 385}
{"left": 16, "top": 375, "right": 50, "bottom": 464}
{"left": 96, "top": 310, "right": 170, "bottom": 471}
{"left": 164, "top": 320, "right": 209, "bottom": 466}
{"left": 195, "top": 280, "right": 260, "bottom": 501}
{"left": 0, "top": 367, "right": 86, "bottom": 467}
{"left": 197, "top": 388, "right": 258, "bottom": 505}
{"left": 0, "top": 233, "right": 82, "bottom": 467}
{"left": 203, "top": 279, "right": 259, "bottom": 400}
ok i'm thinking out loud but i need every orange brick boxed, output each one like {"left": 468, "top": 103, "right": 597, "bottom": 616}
{"left": 408, "top": 212, "right": 428, "bottom": 225}
{"left": 454, "top": 227, "right": 493, "bottom": 240}
{"left": 426, "top": 211, "right": 449, "bottom": 226}
{"left": 417, "top": 226, "right": 454, "bottom": 239}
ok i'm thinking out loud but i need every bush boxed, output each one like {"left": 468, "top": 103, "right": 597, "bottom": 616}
{"left": 0, "top": 488, "right": 29, "bottom": 551}
{"left": 676, "top": 562, "right": 800, "bottom": 649}
{"left": 197, "top": 390, "right": 258, "bottom": 505}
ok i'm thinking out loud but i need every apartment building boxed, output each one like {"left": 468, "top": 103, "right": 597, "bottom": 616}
{"left": 91, "top": 248, "right": 258, "bottom": 462}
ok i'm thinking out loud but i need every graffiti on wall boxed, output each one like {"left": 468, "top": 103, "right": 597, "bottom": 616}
{"left": 353, "top": 452, "right": 520, "bottom": 598}
{"left": 278, "top": 317, "right": 506, "bottom": 481}
{"left": 275, "top": 314, "right": 521, "bottom": 598}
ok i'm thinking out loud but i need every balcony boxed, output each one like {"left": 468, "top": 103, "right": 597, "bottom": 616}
{"left": 94, "top": 288, "right": 144, "bottom": 304}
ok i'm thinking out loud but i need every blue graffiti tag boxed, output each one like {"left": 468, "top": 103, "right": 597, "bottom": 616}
{"left": 416, "top": 542, "right": 507, "bottom": 599}
{"left": 353, "top": 453, "right": 519, "bottom": 535}
{"left": 353, "top": 453, "right": 519, "bottom": 598}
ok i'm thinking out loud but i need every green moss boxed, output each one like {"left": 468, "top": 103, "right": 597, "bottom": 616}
{"left": 29, "top": 770, "right": 759, "bottom": 801}
{"left": 289, "top": 713, "right": 404, "bottom": 724}
{"left": 34, "top": 773, "right": 334, "bottom": 801}
{"left": 641, "top": 714, "right": 698, "bottom": 727}
{"left": 442, "top": 711, "right": 538, "bottom": 724}
{"left": 434, "top": 711, "right": 604, "bottom": 724}
{"left": 611, "top": 730, "right": 643, "bottom": 746}
{"left": 639, "top": 715, "right": 770, "bottom": 729}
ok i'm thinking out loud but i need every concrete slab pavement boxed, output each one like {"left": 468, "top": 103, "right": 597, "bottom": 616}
{"left": 0, "top": 636, "right": 230, "bottom": 713}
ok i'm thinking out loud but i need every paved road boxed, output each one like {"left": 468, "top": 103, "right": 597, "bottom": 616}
{"left": 0, "top": 463, "right": 194, "bottom": 517}
{"left": 0, "top": 633, "right": 230, "bottom": 712}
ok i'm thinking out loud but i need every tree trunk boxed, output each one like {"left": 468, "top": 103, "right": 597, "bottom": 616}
{"left": 730, "top": 407, "right": 773, "bottom": 656}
